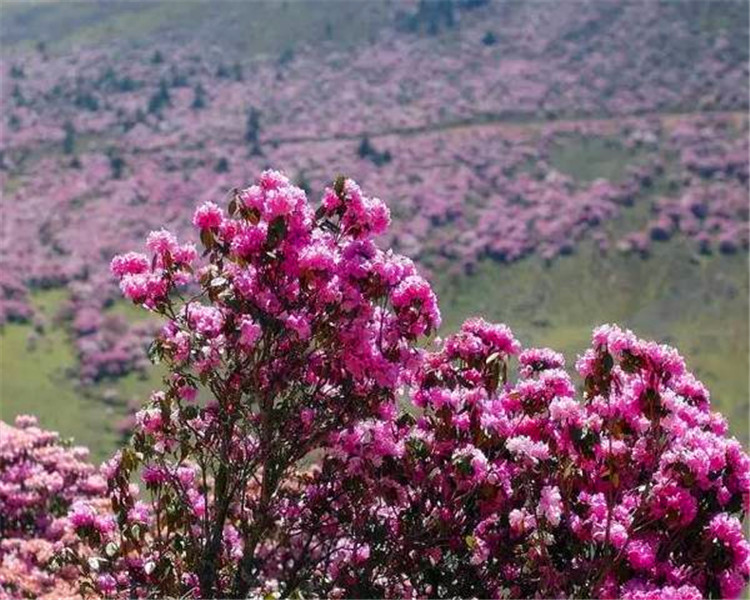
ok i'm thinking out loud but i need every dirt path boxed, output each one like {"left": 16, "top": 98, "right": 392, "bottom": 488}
{"left": 3, "top": 109, "right": 745, "bottom": 174}
{"left": 267, "top": 109, "right": 747, "bottom": 147}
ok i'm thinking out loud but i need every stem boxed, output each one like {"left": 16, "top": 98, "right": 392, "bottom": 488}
{"left": 197, "top": 461, "right": 230, "bottom": 598}
{"left": 230, "top": 389, "right": 281, "bottom": 598}
{"left": 197, "top": 412, "right": 237, "bottom": 598}
{"left": 230, "top": 465, "right": 277, "bottom": 598}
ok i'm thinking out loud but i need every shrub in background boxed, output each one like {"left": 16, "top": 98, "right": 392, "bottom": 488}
{"left": 0, "top": 416, "right": 108, "bottom": 599}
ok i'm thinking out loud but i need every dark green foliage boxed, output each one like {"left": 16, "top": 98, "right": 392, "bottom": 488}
{"left": 278, "top": 47, "right": 294, "bottom": 66}
{"left": 216, "top": 63, "right": 231, "bottom": 79}
{"left": 63, "top": 121, "right": 75, "bottom": 155}
{"left": 357, "top": 136, "right": 392, "bottom": 167}
{"left": 192, "top": 84, "right": 207, "bottom": 110}
{"left": 398, "top": 0, "right": 455, "bottom": 35}
{"left": 11, "top": 84, "right": 25, "bottom": 106}
{"left": 245, "top": 107, "right": 263, "bottom": 155}
{"left": 99, "top": 68, "right": 138, "bottom": 93}
{"left": 232, "top": 62, "right": 243, "bottom": 82}
{"left": 215, "top": 157, "right": 230, "bottom": 173}
{"left": 74, "top": 90, "right": 99, "bottom": 112}
{"left": 8, "top": 113, "right": 21, "bottom": 131}
{"left": 148, "top": 78, "right": 171, "bottom": 114}
{"left": 295, "top": 171, "right": 312, "bottom": 194}
{"left": 170, "top": 65, "right": 189, "bottom": 88}
{"left": 107, "top": 148, "right": 125, "bottom": 179}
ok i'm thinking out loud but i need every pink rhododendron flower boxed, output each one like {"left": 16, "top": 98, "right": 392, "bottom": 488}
{"left": 192, "top": 201, "right": 223, "bottom": 230}
{"left": 539, "top": 485, "right": 563, "bottom": 527}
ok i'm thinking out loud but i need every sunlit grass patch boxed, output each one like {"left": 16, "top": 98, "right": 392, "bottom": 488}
{"left": 0, "top": 321, "right": 126, "bottom": 462}
{"left": 549, "top": 136, "right": 640, "bottom": 183}
{"left": 1, "top": 289, "right": 164, "bottom": 460}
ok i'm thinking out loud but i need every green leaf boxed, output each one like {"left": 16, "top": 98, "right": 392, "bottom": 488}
{"left": 242, "top": 206, "right": 261, "bottom": 224}
{"left": 487, "top": 360, "right": 501, "bottom": 392}
{"left": 121, "top": 447, "right": 136, "bottom": 471}
{"left": 182, "top": 405, "right": 198, "bottom": 420}
{"left": 584, "top": 375, "right": 596, "bottom": 396}
{"left": 266, "top": 216, "right": 287, "bottom": 248}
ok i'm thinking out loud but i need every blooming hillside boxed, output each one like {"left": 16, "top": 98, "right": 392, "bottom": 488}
{"left": 0, "top": 1, "right": 747, "bottom": 456}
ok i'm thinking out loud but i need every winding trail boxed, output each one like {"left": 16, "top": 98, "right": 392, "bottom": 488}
{"left": 265, "top": 109, "right": 747, "bottom": 147}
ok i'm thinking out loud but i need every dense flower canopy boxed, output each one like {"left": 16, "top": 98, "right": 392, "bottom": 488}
{"left": 0, "top": 416, "right": 109, "bottom": 599}
{"left": 70, "top": 170, "right": 440, "bottom": 598}
{"left": 298, "top": 321, "right": 750, "bottom": 598}
{"left": 1, "top": 172, "right": 748, "bottom": 600}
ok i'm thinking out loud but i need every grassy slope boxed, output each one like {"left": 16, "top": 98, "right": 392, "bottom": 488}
{"left": 0, "top": 0, "right": 391, "bottom": 57}
{"left": 0, "top": 293, "right": 163, "bottom": 461}
{"left": 549, "top": 136, "right": 642, "bottom": 183}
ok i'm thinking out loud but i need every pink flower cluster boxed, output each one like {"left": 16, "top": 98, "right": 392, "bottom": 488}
{"left": 0, "top": 415, "right": 108, "bottom": 599}
{"left": 85, "top": 171, "right": 440, "bottom": 597}
{"left": 291, "top": 321, "right": 750, "bottom": 598}
{"left": 110, "top": 229, "right": 196, "bottom": 309}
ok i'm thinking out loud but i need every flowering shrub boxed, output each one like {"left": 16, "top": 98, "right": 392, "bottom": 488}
{"left": 68, "top": 171, "right": 439, "bottom": 598}
{"left": 6, "top": 172, "right": 748, "bottom": 599}
{"left": 0, "top": 415, "right": 107, "bottom": 599}
{"left": 297, "top": 322, "right": 750, "bottom": 598}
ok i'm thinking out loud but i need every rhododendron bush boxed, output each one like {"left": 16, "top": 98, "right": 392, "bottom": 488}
{"left": 0, "top": 416, "right": 109, "bottom": 599}
{"left": 2, "top": 172, "right": 748, "bottom": 599}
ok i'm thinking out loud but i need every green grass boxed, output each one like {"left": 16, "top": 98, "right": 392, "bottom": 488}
{"left": 0, "top": 289, "right": 164, "bottom": 461}
{"left": 549, "top": 136, "right": 644, "bottom": 183}
{"left": 0, "top": 1, "right": 392, "bottom": 57}
{"left": 92, "top": 366, "right": 165, "bottom": 408}
{"left": 0, "top": 322, "right": 128, "bottom": 461}
{"left": 105, "top": 298, "right": 154, "bottom": 322}
{"left": 30, "top": 286, "right": 70, "bottom": 316}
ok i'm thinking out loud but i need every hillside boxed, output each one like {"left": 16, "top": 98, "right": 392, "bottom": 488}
{"left": 1, "top": 0, "right": 748, "bottom": 459}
